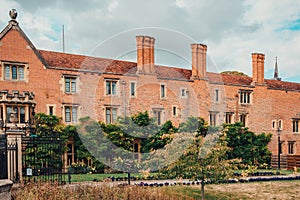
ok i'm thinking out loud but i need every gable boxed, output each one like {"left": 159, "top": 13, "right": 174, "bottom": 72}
{"left": 0, "top": 19, "right": 47, "bottom": 66}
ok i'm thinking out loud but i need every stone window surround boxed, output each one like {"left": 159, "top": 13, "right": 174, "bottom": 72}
{"left": 1, "top": 61, "right": 29, "bottom": 82}
{"left": 62, "top": 74, "right": 79, "bottom": 94}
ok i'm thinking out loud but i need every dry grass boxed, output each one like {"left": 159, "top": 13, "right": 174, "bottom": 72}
{"left": 12, "top": 182, "right": 192, "bottom": 200}
{"left": 204, "top": 181, "right": 300, "bottom": 199}
{"left": 12, "top": 181, "right": 300, "bottom": 200}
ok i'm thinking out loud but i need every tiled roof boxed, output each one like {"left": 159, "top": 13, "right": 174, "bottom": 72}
{"left": 266, "top": 79, "right": 300, "bottom": 91}
{"left": 38, "top": 50, "right": 137, "bottom": 75}
{"left": 38, "top": 50, "right": 300, "bottom": 91}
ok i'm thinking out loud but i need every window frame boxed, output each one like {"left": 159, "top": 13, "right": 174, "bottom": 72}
{"left": 105, "top": 107, "right": 118, "bottom": 124}
{"left": 64, "top": 75, "right": 78, "bottom": 94}
{"left": 288, "top": 141, "right": 295, "bottom": 154}
{"left": 225, "top": 112, "right": 233, "bottom": 124}
{"left": 172, "top": 106, "right": 178, "bottom": 117}
{"left": 160, "top": 83, "right": 166, "bottom": 99}
{"left": 64, "top": 105, "right": 78, "bottom": 123}
{"left": 153, "top": 109, "right": 163, "bottom": 125}
{"left": 239, "top": 90, "right": 252, "bottom": 104}
{"left": 240, "top": 114, "right": 247, "bottom": 127}
{"left": 105, "top": 79, "right": 118, "bottom": 96}
{"left": 2, "top": 62, "right": 26, "bottom": 81}
{"left": 215, "top": 89, "right": 219, "bottom": 102}
{"left": 209, "top": 111, "right": 218, "bottom": 126}
{"left": 293, "top": 119, "right": 299, "bottom": 133}
{"left": 5, "top": 105, "right": 27, "bottom": 124}
{"left": 180, "top": 88, "right": 187, "bottom": 98}
{"left": 129, "top": 81, "right": 137, "bottom": 98}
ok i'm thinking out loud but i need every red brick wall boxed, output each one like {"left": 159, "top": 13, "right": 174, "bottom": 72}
{"left": 1, "top": 26, "right": 300, "bottom": 159}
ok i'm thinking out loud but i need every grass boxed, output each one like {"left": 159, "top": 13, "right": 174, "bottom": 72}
{"left": 12, "top": 180, "right": 300, "bottom": 199}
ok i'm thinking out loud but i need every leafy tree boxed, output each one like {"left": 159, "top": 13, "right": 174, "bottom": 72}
{"left": 221, "top": 70, "right": 249, "bottom": 76}
{"left": 223, "top": 122, "right": 272, "bottom": 167}
{"left": 160, "top": 118, "right": 237, "bottom": 200}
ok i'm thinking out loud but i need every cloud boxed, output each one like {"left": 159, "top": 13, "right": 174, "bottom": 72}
{"left": 0, "top": 0, "right": 299, "bottom": 82}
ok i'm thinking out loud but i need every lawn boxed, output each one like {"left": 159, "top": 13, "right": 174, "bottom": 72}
{"left": 67, "top": 169, "right": 293, "bottom": 182}
{"left": 68, "top": 172, "right": 157, "bottom": 182}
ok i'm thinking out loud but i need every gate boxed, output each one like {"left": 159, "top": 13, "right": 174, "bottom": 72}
{"left": 0, "top": 134, "right": 19, "bottom": 182}
{"left": 22, "top": 134, "right": 65, "bottom": 184}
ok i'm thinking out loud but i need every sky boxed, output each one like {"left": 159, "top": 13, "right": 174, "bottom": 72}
{"left": 0, "top": 0, "right": 300, "bottom": 82}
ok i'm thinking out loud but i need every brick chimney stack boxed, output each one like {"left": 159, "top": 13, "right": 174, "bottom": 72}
{"left": 136, "top": 35, "right": 155, "bottom": 74}
{"left": 252, "top": 53, "right": 265, "bottom": 85}
{"left": 191, "top": 44, "right": 207, "bottom": 80}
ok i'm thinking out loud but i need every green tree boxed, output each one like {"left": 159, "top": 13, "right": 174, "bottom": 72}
{"left": 160, "top": 125, "right": 237, "bottom": 200}
{"left": 223, "top": 122, "right": 272, "bottom": 167}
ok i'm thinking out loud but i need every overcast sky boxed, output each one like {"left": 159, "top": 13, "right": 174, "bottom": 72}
{"left": 1, "top": 0, "right": 300, "bottom": 82}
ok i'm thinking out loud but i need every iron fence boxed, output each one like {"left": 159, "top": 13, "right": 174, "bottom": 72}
{"left": 22, "top": 134, "right": 65, "bottom": 184}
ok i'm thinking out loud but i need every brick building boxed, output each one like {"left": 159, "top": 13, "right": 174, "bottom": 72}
{"left": 1, "top": 10, "right": 300, "bottom": 169}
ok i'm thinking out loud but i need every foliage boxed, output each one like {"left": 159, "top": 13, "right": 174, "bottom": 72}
{"left": 221, "top": 70, "right": 249, "bottom": 76}
{"left": 160, "top": 118, "right": 238, "bottom": 199}
{"left": 34, "top": 113, "right": 63, "bottom": 135}
{"left": 223, "top": 122, "right": 272, "bottom": 167}
{"left": 24, "top": 113, "right": 64, "bottom": 175}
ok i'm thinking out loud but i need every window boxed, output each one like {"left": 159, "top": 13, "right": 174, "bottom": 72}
{"left": 160, "top": 84, "right": 166, "bottom": 99}
{"left": 106, "top": 80, "right": 118, "bottom": 95}
{"left": 240, "top": 114, "right": 247, "bottom": 127}
{"left": 153, "top": 110, "right": 162, "bottom": 125}
{"left": 272, "top": 120, "right": 276, "bottom": 130}
{"left": 6, "top": 106, "right": 26, "bottom": 123}
{"left": 225, "top": 112, "right": 233, "bottom": 124}
{"left": 215, "top": 89, "right": 219, "bottom": 102}
{"left": 105, "top": 107, "right": 118, "bottom": 124}
{"left": 172, "top": 106, "right": 178, "bottom": 116}
{"left": 65, "top": 106, "right": 78, "bottom": 123}
{"left": 49, "top": 106, "right": 54, "bottom": 116}
{"left": 293, "top": 119, "right": 299, "bottom": 133}
{"left": 130, "top": 82, "right": 136, "bottom": 97}
{"left": 239, "top": 90, "right": 252, "bottom": 104}
{"left": 4, "top": 64, "right": 25, "bottom": 80}
{"left": 272, "top": 119, "right": 283, "bottom": 130}
{"left": 65, "top": 77, "right": 77, "bottom": 93}
{"left": 209, "top": 112, "right": 218, "bottom": 126}
{"left": 288, "top": 142, "right": 295, "bottom": 154}
{"left": 180, "top": 88, "right": 187, "bottom": 98}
